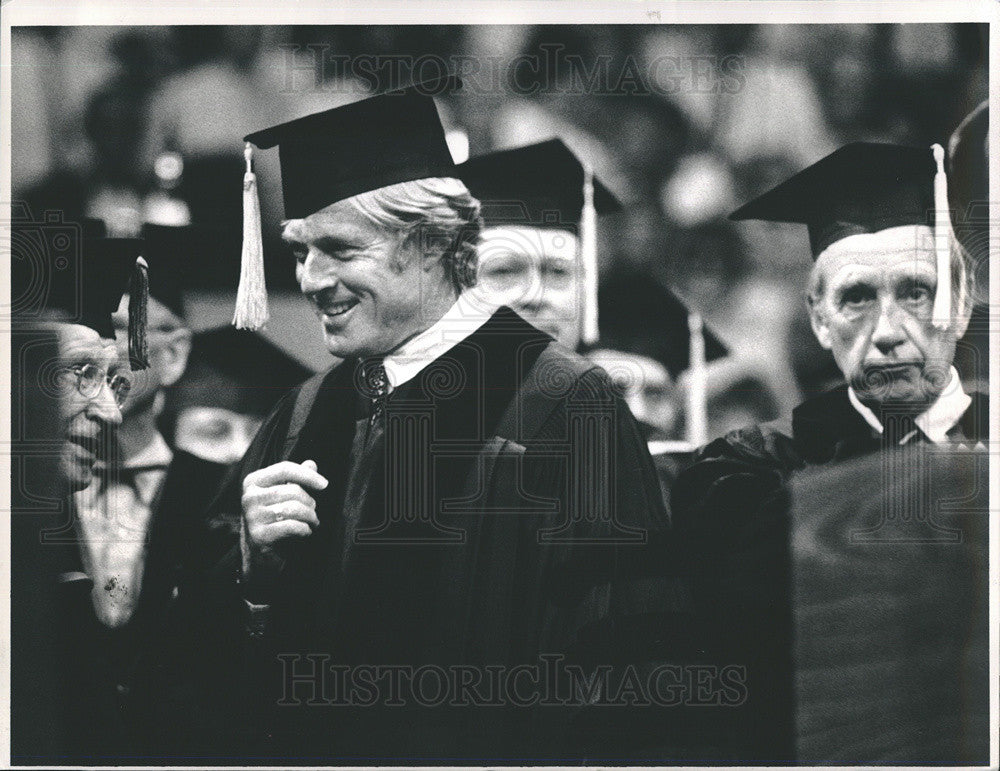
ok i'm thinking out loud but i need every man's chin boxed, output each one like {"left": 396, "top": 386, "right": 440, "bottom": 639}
{"left": 323, "top": 332, "right": 355, "bottom": 358}
{"left": 322, "top": 331, "right": 374, "bottom": 360}
{"left": 853, "top": 377, "right": 939, "bottom": 411}
{"left": 60, "top": 455, "right": 96, "bottom": 491}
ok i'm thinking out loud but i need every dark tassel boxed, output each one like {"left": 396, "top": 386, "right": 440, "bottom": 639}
{"left": 129, "top": 256, "right": 150, "bottom": 370}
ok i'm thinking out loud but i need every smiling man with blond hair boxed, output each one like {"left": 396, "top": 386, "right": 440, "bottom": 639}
{"left": 178, "top": 80, "right": 668, "bottom": 762}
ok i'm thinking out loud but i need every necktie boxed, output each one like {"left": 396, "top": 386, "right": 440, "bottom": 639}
{"left": 882, "top": 413, "right": 928, "bottom": 446}
{"left": 360, "top": 358, "right": 389, "bottom": 429}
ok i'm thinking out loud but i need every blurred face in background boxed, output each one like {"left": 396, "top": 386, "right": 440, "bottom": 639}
{"left": 588, "top": 349, "right": 678, "bottom": 436}
{"left": 111, "top": 295, "right": 191, "bottom": 419}
{"left": 173, "top": 407, "right": 262, "bottom": 465}
{"left": 808, "top": 225, "right": 969, "bottom": 411}
{"left": 475, "top": 226, "right": 581, "bottom": 349}
{"left": 54, "top": 324, "right": 125, "bottom": 490}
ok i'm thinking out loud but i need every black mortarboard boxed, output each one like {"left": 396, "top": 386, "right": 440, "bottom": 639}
{"left": 139, "top": 223, "right": 195, "bottom": 318}
{"left": 458, "top": 139, "right": 621, "bottom": 228}
{"left": 233, "top": 77, "right": 461, "bottom": 331}
{"left": 460, "top": 138, "right": 620, "bottom": 345}
{"left": 166, "top": 326, "right": 313, "bottom": 418}
{"left": 81, "top": 217, "right": 107, "bottom": 239}
{"left": 730, "top": 140, "right": 960, "bottom": 329}
{"left": 729, "top": 142, "right": 939, "bottom": 259}
{"left": 593, "top": 267, "right": 728, "bottom": 379}
{"left": 243, "top": 76, "right": 460, "bottom": 219}
{"left": 11, "top": 227, "right": 142, "bottom": 341}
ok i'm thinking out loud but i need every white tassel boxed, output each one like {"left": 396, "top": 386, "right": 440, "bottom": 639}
{"left": 233, "top": 142, "right": 269, "bottom": 330}
{"left": 580, "top": 163, "right": 599, "bottom": 346}
{"left": 931, "top": 143, "right": 952, "bottom": 330}
{"left": 686, "top": 311, "right": 708, "bottom": 448}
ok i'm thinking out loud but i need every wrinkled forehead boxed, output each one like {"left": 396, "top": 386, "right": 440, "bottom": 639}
{"left": 814, "top": 224, "right": 936, "bottom": 277}
{"left": 52, "top": 323, "right": 120, "bottom": 367}
{"left": 478, "top": 226, "right": 579, "bottom": 263}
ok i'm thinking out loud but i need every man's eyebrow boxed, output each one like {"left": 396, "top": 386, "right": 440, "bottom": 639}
{"left": 830, "top": 275, "right": 877, "bottom": 296}
{"left": 311, "top": 234, "right": 361, "bottom": 253}
{"left": 482, "top": 251, "right": 523, "bottom": 262}
{"left": 57, "top": 342, "right": 99, "bottom": 364}
{"left": 281, "top": 233, "right": 359, "bottom": 253}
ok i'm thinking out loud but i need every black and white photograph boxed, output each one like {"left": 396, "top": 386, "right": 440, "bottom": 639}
{"left": 2, "top": 1, "right": 997, "bottom": 766}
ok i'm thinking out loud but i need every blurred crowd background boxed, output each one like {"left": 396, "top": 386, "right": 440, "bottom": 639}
{"left": 10, "top": 23, "right": 988, "bottom": 437}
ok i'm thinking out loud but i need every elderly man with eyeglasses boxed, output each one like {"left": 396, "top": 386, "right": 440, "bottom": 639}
{"left": 56, "top": 336, "right": 133, "bottom": 488}
{"left": 10, "top": 227, "right": 153, "bottom": 763}
{"left": 61, "top": 225, "right": 234, "bottom": 760}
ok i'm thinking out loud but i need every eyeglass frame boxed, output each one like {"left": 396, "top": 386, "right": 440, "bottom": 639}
{"left": 59, "top": 363, "right": 132, "bottom": 407}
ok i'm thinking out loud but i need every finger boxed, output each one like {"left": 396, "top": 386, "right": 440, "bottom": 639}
{"left": 262, "top": 500, "right": 319, "bottom": 527}
{"left": 257, "top": 519, "right": 313, "bottom": 544}
{"left": 246, "top": 483, "right": 317, "bottom": 509}
{"left": 302, "top": 459, "right": 318, "bottom": 472}
{"left": 244, "top": 461, "right": 329, "bottom": 491}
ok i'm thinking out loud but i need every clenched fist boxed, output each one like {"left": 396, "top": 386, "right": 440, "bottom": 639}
{"left": 240, "top": 459, "right": 328, "bottom": 591}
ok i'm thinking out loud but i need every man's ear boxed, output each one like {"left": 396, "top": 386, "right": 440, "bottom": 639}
{"left": 158, "top": 328, "right": 192, "bottom": 387}
{"left": 807, "top": 294, "right": 833, "bottom": 350}
{"left": 952, "top": 289, "right": 974, "bottom": 340}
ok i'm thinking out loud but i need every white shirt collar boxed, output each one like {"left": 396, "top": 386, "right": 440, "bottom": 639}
{"left": 847, "top": 367, "right": 970, "bottom": 444}
{"left": 124, "top": 431, "right": 174, "bottom": 469}
{"left": 382, "top": 291, "right": 493, "bottom": 391}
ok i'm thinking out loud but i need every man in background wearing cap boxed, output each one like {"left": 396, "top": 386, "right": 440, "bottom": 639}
{"left": 163, "top": 326, "right": 314, "bottom": 465}
{"left": 180, "top": 82, "right": 668, "bottom": 762}
{"left": 460, "top": 138, "right": 618, "bottom": 351}
{"left": 462, "top": 140, "right": 727, "bottom": 494}
{"left": 670, "top": 142, "right": 987, "bottom": 761}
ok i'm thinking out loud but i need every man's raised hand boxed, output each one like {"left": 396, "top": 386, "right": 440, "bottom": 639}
{"left": 240, "top": 459, "right": 328, "bottom": 589}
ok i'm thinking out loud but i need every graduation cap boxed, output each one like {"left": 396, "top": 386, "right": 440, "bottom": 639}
{"left": 459, "top": 138, "right": 620, "bottom": 227}
{"left": 233, "top": 76, "right": 461, "bottom": 330}
{"left": 139, "top": 223, "right": 198, "bottom": 319}
{"left": 459, "top": 138, "right": 621, "bottom": 345}
{"left": 592, "top": 267, "right": 727, "bottom": 379}
{"left": 166, "top": 326, "right": 314, "bottom": 418}
{"left": 586, "top": 267, "right": 728, "bottom": 448}
{"left": 81, "top": 217, "right": 107, "bottom": 239}
{"left": 11, "top": 224, "right": 151, "bottom": 369}
{"left": 730, "top": 141, "right": 958, "bottom": 329}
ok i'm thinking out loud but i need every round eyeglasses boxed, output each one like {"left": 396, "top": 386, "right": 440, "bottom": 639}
{"left": 60, "top": 364, "right": 132, "bottom": 407}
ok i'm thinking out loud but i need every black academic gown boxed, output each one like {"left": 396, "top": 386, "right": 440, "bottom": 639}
{"left": 181, "top": 307, "right": 677, "bottom": 764}
{"left": 669, "top": 383, "right": 989, "bottom": 762}
{"left": 39, "top": 450, "right": 229, "bottom": 765}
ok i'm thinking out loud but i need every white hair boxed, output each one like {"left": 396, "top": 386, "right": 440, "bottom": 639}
{"left": 348, "top": 177, "right": 483, "bottom": 291}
